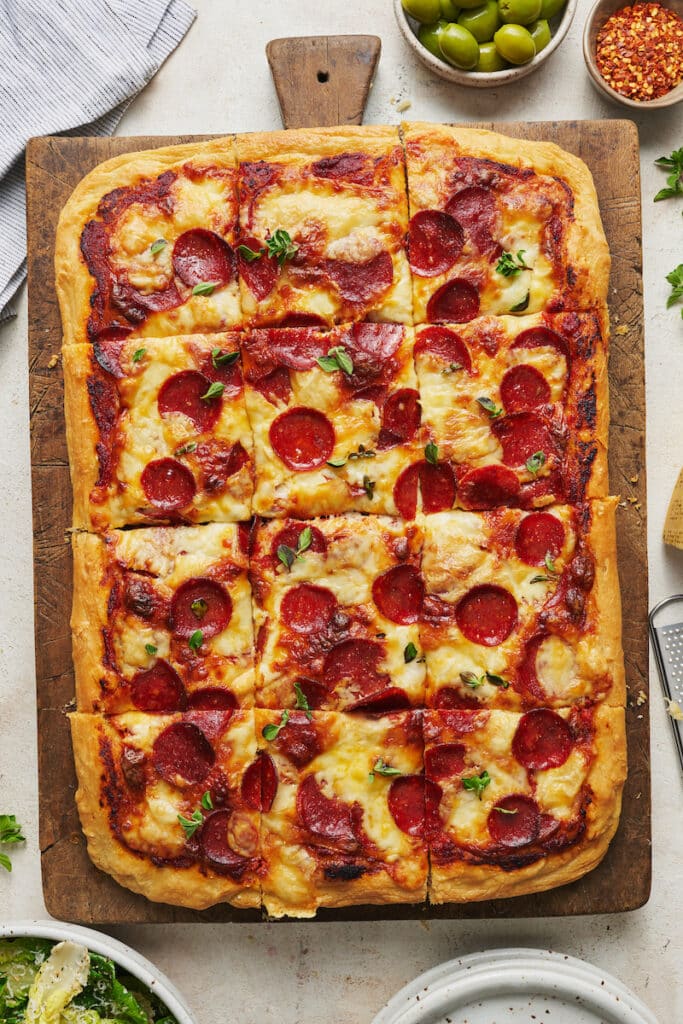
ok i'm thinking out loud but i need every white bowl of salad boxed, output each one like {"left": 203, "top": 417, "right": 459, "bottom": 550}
{"left": 0, "top": 921, "right": 194, "bottom": 1024}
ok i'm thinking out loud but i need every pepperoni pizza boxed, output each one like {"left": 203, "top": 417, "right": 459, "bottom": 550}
{"left": 59, "top": 123, "right": 627, "bottom": 917}
{"left": 64, "top": 334, "right": 253, "bottom": 529}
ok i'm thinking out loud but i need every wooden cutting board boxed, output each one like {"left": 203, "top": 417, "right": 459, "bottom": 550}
{"left": 26, "top": 117, "right": 649, "bottom": 923}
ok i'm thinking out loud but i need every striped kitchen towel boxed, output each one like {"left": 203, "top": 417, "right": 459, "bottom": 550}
{"left": 0, "top": 0, "right": 196, "bottom": 323}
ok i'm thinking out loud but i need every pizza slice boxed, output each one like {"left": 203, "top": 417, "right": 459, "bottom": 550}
{"left": 63, "top": 334, "right": 253, "bottom": 529}
{"left": 256, "top": 710, "right": 427, "bottom": 917}
{"left": 403, "top": 123, "right": 610, "bottom": 324}
{"left": 56, "top": 138, "right": 242, "bottom": 346}
{"left": 235, "top": 126, "right": 412, "bottom": 326}
{"left": 250, "top": 515, "right": 426, "bottom": 713}
{"left": 242, "top": 322, "right": 424, "bottom": 517}
{"left": 423, "top": 704, "right": 626, "bottom": 902}
{"left": 70, "top": 709, "right": 263, "bottom": 909}
{"left": 71, "top": 524, "right": 255, "bottom": 714}
{"left": 409, "top": 312, "right": 608, "bottom": 513}
{"left": 420, "top": 500, "right": 625, "bottom": 710}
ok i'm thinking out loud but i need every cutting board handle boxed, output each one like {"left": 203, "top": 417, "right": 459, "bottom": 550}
{"left": 266, "top": 35, "right": 381, "bottom": 129}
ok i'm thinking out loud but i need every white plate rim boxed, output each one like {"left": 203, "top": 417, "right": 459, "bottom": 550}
{"left": 0, "top": 919, "right": 195, "bottom": 1024}
{"left": 371, "top": 948, "right": 660, "bottom": 1024}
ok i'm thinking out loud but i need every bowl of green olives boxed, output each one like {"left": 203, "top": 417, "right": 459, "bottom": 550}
{"left": 394, "top": 0, "right": 577, "bottom": 85}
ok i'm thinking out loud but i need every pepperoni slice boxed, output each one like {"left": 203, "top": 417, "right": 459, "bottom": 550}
{"left": 271, "top": 523, "right": 327, "bottom": 563}
{"left": 408, "top": 210, "right": 464, "bottom": 277}
{"left": 393, "top": 461, "right": 456, "bottom": 519}
{"left": 378, "top": 388, "right": 421, "bottom": 449}
{"left": 326, "top": 251, "right": 393, "bottom": 306}
{"left": 432, "top": 688, "right": 482, "bottom": 710}
{"left": 457, "top": 465, "right": 521, "bottom": 511}
{"left": 158, "top": 371, "right": 222, "bottom": 431}
{"left": 427, "top": 279, "right": 480, "bottom": 324}
{"left": 421, "top": 461, "right": 457, "bottom": 514}
{"left": 237, "top": 236, "right": 278, "bottom": 299}
{"left": 199, "top": 810, "right": 251, "bottom": 878}
{"left": 500, "top": 365, "right": 551, "bottom": 413}
{"left": 512, "top": 709, "right": 573, "bottom": 770}
{"left": 346, "top": 687, "right": 412, "bottom": 714}
{"left": 296, "top": 775, "right": 357, "bottom": 848}
{"left": 323, "top": 640, "right": 385, "bottom": 689}
{"left": 311, "top": 152, "right": 374, "bottom": 184}
{"left": 512, "top": 326, "right": 570, "bottom": 362}
{"left": 372, "top": 565, "right": 424, "bottom": 624}
{"left": 281, "top": 584, "right": 337, "bottom": 634}
{"left": 445, "top": 186, "right": 499, "bottom": 258}
{"left": 187, "top": 688, "right": 237, "bottom": 710}
{"left": 414, "top": 326, "right": 472, "bottom": 374}
{"left": 275, "top": 713, "right": 323, "bottom": 768}
{"left": 270, "top": 407, "right": 335, "bottom": 471}
{"left": 172, "top": 229, "right": 235, "bottom": 287}
{"left": 388, "top": 775, "right": 442, "bottom": 838}
{"left": 425, "top": 743, "right": 466, "bottom": 780}
{"left": 456, "top": 585, "right": 518, "bottom": 646}
{"left": 276, "top": 313, "right": 328, "bottom": 329}
{"left": 294, "top": 678, "right": 331, "bottom": 710}
{"left": 141, "top": 458, "right": 196, "bottom": 513}
{"left": 241, "top": 752, "right": 278, "bottom": 811}
{"left": 170, "top": 578, "right": 232, "bottom": 639}
{"left": 130, "top": 661, "right": 186, "bottom": 712}
{"left": 515, "top": 513, "right": 566, "bottom": 567}
{"left": 492, "top": 413, "right": 554, "bottom": 469}
{"left": 487, "top": 794, "right": 541, "bottom": 848}
{"left": 152, "top": 721, "right": 214, "bottom": 785}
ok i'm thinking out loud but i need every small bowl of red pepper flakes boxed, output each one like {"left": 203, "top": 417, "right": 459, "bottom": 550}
{"left": 583, "top": 0, "right": 683, "bottom": 106}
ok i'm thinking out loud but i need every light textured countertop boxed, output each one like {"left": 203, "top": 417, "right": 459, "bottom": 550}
{"left": 1, "top": 1, "right": 682, "bottom": 1021}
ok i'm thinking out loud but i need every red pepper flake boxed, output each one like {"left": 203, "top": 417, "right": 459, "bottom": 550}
{"left": 595, "top": 1, "right": 683, "bottom": 100}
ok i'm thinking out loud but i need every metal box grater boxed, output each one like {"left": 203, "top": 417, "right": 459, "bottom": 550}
{"left": 648, "top": 595, "right": 683, "bottom": 772}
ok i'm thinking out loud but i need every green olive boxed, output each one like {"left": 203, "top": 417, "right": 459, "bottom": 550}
{"left": 439, "top": 0, "right": 462, "bottom": 17}
{"left": 498, "top": 0, "right": 542, "bottom": 24}
{"left": 529, "top": 17, "right": 551, "bottom": 51}
{"left": 457, "top": 0, "right": 489, "bottom": 10}
{"left": 494, "top": 23, "right": 536, "bottom": 62}
{"left": 418, "top": 19, "right": 449, "bottom": 56}
{"left": 539, "top": 0, "right": 566, "bottom": 18}
{"left": 403, "top": 0, "right": 443, "bottom": 23}
{"left": 438, "top": 22, "right": 481, "bottom": 68}
{"left": 475, "top": 40, "right": 507, "bottom": 70}
{"left": 458, "top": 1, "right": 500, "bottom": 43}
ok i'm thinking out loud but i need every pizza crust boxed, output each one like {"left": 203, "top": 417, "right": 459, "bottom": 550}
{"left": 70, "top": 712, "right": 260, "bottom": 910}
{"left": 429, "top": 704, "right": 627, "bottom": 903}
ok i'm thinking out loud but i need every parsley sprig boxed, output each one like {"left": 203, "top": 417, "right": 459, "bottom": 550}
{"left": 293, "top": 682, "right": 313, "bottom": 720}
{"left": 496, "top": 250, "right": 531, "bottom": 277}
{"left": 317, "top": 345, "right": 354, "bottom": 375}
{"left": 266, "top": 229, "right": 299, "bottom": 266}
{"left": 654, "top": 148, "right": 683, "bottom": 204}
{"left": 425, "top": 441, "right": 439, "bottom": 466}
{"left": 262, "top": 709, "right": 290, "bottom": 741}
{"left": 525, "top": 451, "right": 546, "bottom": 476}
{"left": 462, "top": 770, "right": 491, "bottom": 799}
{"left": 177, "top": 792, "right": 213, "bottom": 839}
{"left": 530, "top": 552, "right": 560, "bottom": 584}
{"left": 666, "top": 264, "right": 683, "bottom": 318}
{"left": 368, "top": 758, "right": 403, "bottom": 782}
{"left": 460, "top": 671, "right": 509, "bottom": 690}
{"left": 212, "top": 348, "right": 240, "bottom": 369}
{"left": 277, "top": 525, "right": 312, "bottom": 571}
{"left": 0, "top": 814, "right": 26, "bottom": 872}
{"left": 477, "top": 396, "right": 503, "bottom": 418}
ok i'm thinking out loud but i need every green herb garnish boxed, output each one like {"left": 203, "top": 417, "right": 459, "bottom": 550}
{"left": 425, "top": 441, "right": 439, "bottom": 465}
{"left": 530, "top": 551, "right": 560, "bottom": 584}
{"left": 654, "top": 148, "right": 683, "bottom": 203}
{"left": 262, "top": 709, "right": 290, "bottom": 741}
{"left": 277, "top": 526, "right": 313, "bottom": 571}
{"left": 201, "top": 381, "right": 225, "bottom": 402}
{"left": 150, "top": 238, "right": 167, "bottom": 255}
{"left": 362, "top": 475, "right": 376, "bottom": 500}
{"left": 132, "top": 347, "right": 146, "bottom": 363}
{"left": 191, "top": 598, "right": 208, "bottom": 620}
{"left": 293, "top": 682, "right": 313, "bottom": 720}
{"left": 525, "top": 450, "right": 546, "bottom": 476}
{"left": 348, "top": 444, "right": 375, "bottom": 460}
{"left": 212, "top": 348, "right": 240, "bottom": 369}
{"left": 404, "top": 642, "right": 418, "bottom": 663}
{"left": 477, "top": 396, "right": 503, "bottom": 418}
{"left": 462, "top": 770, "right": 491, "bottom": 799}
{"left": 460, "top": 671, "right": 509, "bottom": 690}
{"left": 237, "top": 243, "right": 264, "bottom": 261}
{"left": 510, "top": 292, "right": 530, "bottom": 313}
{"left": 188, "top": 629, "right": 203, "bottom": 652}
{"left": 266, "top": 228, "right": 299, "bottom": 267}
{"left": 175, "top": 441, "right": 197, "bottom": 455}
{"left": 666, "top": 264, "right": 683, "bottom": 317}
{"left": 144, "top": 643, "right": 158, "bottom": 656}
{"left": 177, "top": 809, "right": 203, "bottom": 839}
{"left": 317, "top": 345, "right": 354, "bottom": 375}
{"left": 192, "top": 281, "right": 219, "bottom": 296}
{"left": 368, "top": 758, "right": 403, "bottom": 782}
{"left": 0, "top": 815, "right": 25, "bottom": 872}
{"left": 496, "top": 250, "right": 530, "bottom": 277}
{"left": 441, "top": 362, "right": 463, "bottom": 375}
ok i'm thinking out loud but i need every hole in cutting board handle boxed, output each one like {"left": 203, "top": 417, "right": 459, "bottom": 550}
{"left": 317, "top": 70, "right": 329, "bottom": 83}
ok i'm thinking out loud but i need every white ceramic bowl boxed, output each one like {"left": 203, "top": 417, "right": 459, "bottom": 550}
{"left": 394, "top": 0, "right": 578, "bottom": 87}
{"left": 583, "top": 0, "right": 683, "bottom": 109}
{"left": 0, "top": 920, "right": 195, "bottom": 1024}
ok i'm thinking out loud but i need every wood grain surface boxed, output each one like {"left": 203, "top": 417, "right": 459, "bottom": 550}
{"left": 266, "top": 35, "right": 381, "bottom": 128}
{"left": 26, "top": 119, "right": 649, "bottom": 924}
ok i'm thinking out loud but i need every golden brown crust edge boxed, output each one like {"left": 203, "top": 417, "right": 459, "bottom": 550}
{"left": 62, "top": 346, "right": 99, "bottom": 530}
{"left": 71, "top": 532, "right": 110, "bottom": 712}
{"left": 430, "top": 704, "right": 626, "bottom": 903}
{"left": 263, "top": 871, "right": 427, "bottom": 920}
{"left": 590, "top": 497, "right": 626, "bottom": 707}
{"left": 586, "top": 305, "right": 610, "bottom": 499}
{"left": 235, "top": 125, "right": 402, "bottom": 164}
{"left": 69, "top": 713, "right": 259, "bottom": 910}
{"left": 55, "top": 137, "right": 236, "bottom": 348}
{"left": 402, "top": 122, "right": 611, "bottom": 312}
